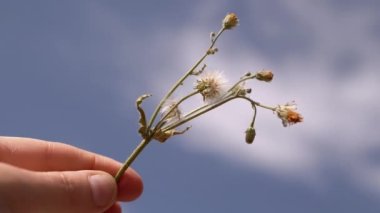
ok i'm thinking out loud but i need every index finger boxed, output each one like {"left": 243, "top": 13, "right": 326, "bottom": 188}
{"left": 0, "top": 136, "right": 143, "bottom": 201}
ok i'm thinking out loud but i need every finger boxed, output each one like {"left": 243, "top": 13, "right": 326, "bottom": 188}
{"left": 0, "top": 163, "right": 117, "bottom": 213}
{"left": 0, "top": 136, "right": 122, "bottom": 173}
{"left": 105, "top": 203, "right": 122, "bottom": 213}
{"left": 117, "top": 171, "right": 144, "bottom": 201}
{"left": 0, "top": 136, "right": 143, "bottom": 201}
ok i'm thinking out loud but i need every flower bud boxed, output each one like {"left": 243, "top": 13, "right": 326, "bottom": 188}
{"left": 245, "top": 127, "right": 256, "bottom": 144}
{"left": 222, "top": 13, "right": 239, "bottom": 29}
{"left": 256, "top": 70, "right": 274, "bottom": 82}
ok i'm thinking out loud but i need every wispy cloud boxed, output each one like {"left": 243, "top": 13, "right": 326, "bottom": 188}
{"left": 93, "top": 0, "right": 380, "bottom": 196}
{"left": 139, "top": 1, "right": 380, "bottom": 193}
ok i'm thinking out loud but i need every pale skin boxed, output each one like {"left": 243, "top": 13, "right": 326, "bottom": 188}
{"left": 0, "top": 137, "right": 143, "bottom": 213}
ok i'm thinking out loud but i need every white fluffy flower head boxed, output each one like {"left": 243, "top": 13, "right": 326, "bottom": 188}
{"left": 194, "top": 71, "right": 228, "bottom": 102}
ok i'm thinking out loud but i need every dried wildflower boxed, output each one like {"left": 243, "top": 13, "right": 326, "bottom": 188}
{"left": 275, "top": 102, "right": 303, "bottom": 127}
{"left": 223, "top": 13, "right": 239, "bottom": 29}
{"left": 114, "top": 12, "right": 304, "bottom": 184}
{"left": 195, "top": 71, "right": 227, "bottom": 102}
{"left": 256, "top": 70, "right": 274, "bottom": 82}
{"left": 161, "top": 100, "right": 182, "bottom": 122}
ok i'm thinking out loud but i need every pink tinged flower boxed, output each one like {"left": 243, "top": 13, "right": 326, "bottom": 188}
{"left": 195, "top": 71, "right": 228, "bottom": 102}
{"left": 275, "top": 101, "right": 303, "bottom": 127}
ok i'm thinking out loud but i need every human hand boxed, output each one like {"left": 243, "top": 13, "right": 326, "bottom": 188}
{"left": 0, "top": 137, "right": 143, "bottom": 213}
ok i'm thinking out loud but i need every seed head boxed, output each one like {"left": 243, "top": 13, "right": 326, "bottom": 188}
{"left": 195, "top": 71, "right": 227, "bottom": 102}
{"left": 275, "top": 101, "right": 303, "bottom": 127}
{"left": 223, "top": 13, "right": 239, "bottom": 29}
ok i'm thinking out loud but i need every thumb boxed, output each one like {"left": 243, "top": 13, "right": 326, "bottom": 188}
{"left": 0, "top": 163, "right": 117, "bottom": 213}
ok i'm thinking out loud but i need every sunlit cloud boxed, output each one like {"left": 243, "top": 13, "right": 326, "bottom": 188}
{"left": 136, "top": 1, "right": 380, "bottom": 193}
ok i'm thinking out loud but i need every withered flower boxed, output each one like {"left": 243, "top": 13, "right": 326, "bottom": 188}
{"left": 195, "top": 71, "right": 227, "bottom": 102}
{"left": 275, "top": 102, "right": 303, "bottom": 127}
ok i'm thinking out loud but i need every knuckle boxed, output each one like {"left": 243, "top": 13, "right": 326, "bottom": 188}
{"left": 57, "top": 172, "right": 76, "bottom": 206}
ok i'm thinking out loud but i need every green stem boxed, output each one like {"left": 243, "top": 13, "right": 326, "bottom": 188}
{"left": 114, "top": 138, "right": 151, "bottom": 183}
{"left": 163, "top": 95, "right": 236, "bottom": 132}
{"left": 182, "top": 92, "right": 236, "bottom": 121}
{"left": 227, "top": 74, "right": 257, "bottom": 93}
{"left": 163, "top": 95, "right": 275, "bottom": 132}
{"left": 253, "top": 101, "right": 276, "bottom": 111}
{"left": 114, "top": 27, "right": 230, "bottom": 183}
{"left": 146, "top": 27, "right": 226, "bottom": 132}
{"left": 154, "top": 90, "right": 199, "bottom": 131}
{"left": 237, "top": 96, "right": 257, "bottom": 127}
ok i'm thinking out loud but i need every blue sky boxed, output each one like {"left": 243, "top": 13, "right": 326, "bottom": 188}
{"left": 1, "top": 0, "right": 380, "bottom": 212}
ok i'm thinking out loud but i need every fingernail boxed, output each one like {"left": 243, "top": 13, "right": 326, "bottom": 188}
{"left": 88, "top": 174, "right": 115, "bottom": 207}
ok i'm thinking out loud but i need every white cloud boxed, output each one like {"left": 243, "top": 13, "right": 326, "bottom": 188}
{"left": 143, "top": 1, "right": 380, "bottom": 193}
{"left": 101, "top": 0, "right": 380, "bottom": 195}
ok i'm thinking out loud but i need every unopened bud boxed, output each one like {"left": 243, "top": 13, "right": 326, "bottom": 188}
{"left": 244, "top": 72, "right": 252, "bottom": 77}
{"left": 210, "top": 32, "right": 216, "bottom": 42}
{"left": 207, "top": 48, "right": 218, "bottom": 55}
{"left": 245, "top": 127, "right": 256, "bottom": 144}
{"left": 222, "top": 13, "right": 239, "bottom": 29}
{"left": 256, "top": 70, "right": 274, "bottom": 82}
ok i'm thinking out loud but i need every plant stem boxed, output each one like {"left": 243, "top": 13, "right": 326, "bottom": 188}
{"left": 115, "top": 138, "right": 151, "bottom": 183}
{"left": 163, "top": 95, "right": 236, "bottom": 132}
{"left": 154, "top": 90, "right": 199, "bottom": 131}
{"left": 227, "top": 74, "right": 257, "bottom": 93}
{"left": 253, "top": 101, "right": 276, "bottom": 111}
{"left": 163, "top": 96, "right": 272, "bottom": 132}
{"left": 115, "top": 28, "right": 229, "bottom": 182}
{"left": 146, "top": 27, "right": 226, "bottom": 132}
{"left": 237, "top": 96, "right": 257, "bottom": 127}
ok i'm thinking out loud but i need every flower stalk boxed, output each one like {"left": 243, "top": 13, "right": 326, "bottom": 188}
{"left": 145, "top": 27, "right": 226, "bottom": 134}
{"left": 114, "top": 138, "right": 150, "bottom": 182}
{"left": 114, "top": 13, "right": 303, "bottom": 183}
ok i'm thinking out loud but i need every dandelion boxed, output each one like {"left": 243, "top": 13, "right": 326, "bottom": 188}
{"left": 275, "top": 102, "right": 303, "bottom": 127}
{"left": 223, "top": 13, "right": 239, "bottom": 29}
{"left": 194, "top": 71, "right": 227, "bottom": 102}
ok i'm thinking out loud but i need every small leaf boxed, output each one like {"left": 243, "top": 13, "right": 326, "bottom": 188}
{"left": 136, "top": 94, "right": 151, "bottom": 138}
{"left": 153, "top": 127, "right": 191, "bottom": 143}
{"left": 153, "top": 129, "right": 174, "bottom": 143}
